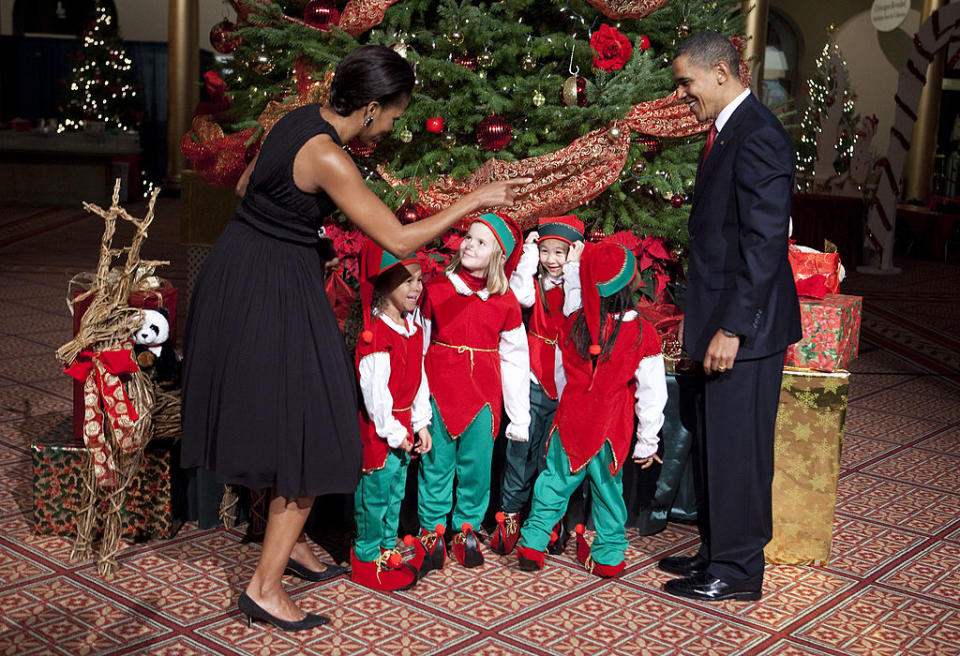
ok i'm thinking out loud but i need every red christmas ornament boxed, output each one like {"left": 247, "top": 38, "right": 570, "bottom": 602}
{"left": 560, "top": 75, "right": 588, "bottom": 107}
{"left": 476, "top": 114, "right": 512, "bottom": 151}
{"left": 346, "top": 138, "right": 375, "bottom": 158}
{"left": 304, "top": 0, "right": 340, "bottom": 30}
{"left": 453, "top": 53, "right": 477, "bottom": 71}
{"left": 639, "top": 134, "right": 662, "bottom": 159}
{"left": 588, "top": 228, "right": 606, "bottom": 242}
{"left": 426, "top": 117, "right": 444, "bottom": 133}
{"left": 670, "top": 193, "right": 684, "bottom": 208}
{"left": 209, "top": 20, "right": 240, "bottom": 54}
{"left": 639, "top": 34, "right": 651, "bottom": 51}
{"left": 396, "top": 201, "right": 428, "bottom": 224}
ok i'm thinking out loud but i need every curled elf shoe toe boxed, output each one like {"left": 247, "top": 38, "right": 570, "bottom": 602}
{"left": 573, "top": 525, "right": 625, "bottom": 578}
{"left": 284, "top": 558, "right": 347, "bottom": 582}
{"left": 452, "top": 523, "right": 484, "bottom": 568}
{"left": 490, "top": 512, "right": 520, "bottom": 555}
{"left": 350, "top": 548, "right": 418, "bottom": 592}
{"left": 404, "top": 525, "right": 445, "bottom": 578}
{"left": 547, "top": 520, "right": 569, "bottom": 555}
{"left": 517, "top": 545, "right": 545, "bottom": 571}
{"left": 237, "top": 592, "right": 330, "bottom": 632}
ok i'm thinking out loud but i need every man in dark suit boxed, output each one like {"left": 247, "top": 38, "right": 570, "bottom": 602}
{"left": 660, "top": 32, "right": 802, "bottom": 602}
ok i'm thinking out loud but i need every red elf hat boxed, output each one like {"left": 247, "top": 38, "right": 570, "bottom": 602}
{"left": 358, "top": 239, "right": 418, "bottom": 344}
{"left": 472, "top": 212, "right": 524, "bottom": 277}
{"left": 537, "top": 215, "right": 584, "bottom": 245}
{"left": 580, "top": 241, "right": 637, "bottom": 358}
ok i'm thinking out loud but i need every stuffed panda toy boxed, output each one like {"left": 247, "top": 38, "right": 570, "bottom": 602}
{"left": 132, "top": 308, "right": 181, "bottom": 388}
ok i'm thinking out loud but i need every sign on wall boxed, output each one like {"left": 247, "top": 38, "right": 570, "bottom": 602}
{"left": 871, "top": 0, "right": 911, "bottom": 32}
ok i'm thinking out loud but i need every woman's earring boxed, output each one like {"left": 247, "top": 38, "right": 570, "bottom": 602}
{"left": 363, "top": 116, "right": 373, "bottom": 127}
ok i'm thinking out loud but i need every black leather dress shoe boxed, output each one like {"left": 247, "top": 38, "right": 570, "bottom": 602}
{"left": 657, "top": 554, "right": 709, "bottom": 577}
{"left": 663, "top": 572, "right": 762, "bottom": 602}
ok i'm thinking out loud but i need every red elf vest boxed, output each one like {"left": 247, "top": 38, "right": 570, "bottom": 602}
{"left": 551, "top": 312, "right": 662, "bottom": 475}
{"left": 422, "top": 275, "right": 523, "bottom": 438}
{"left": 527, "top": 283, "right": 566, "bottom": 400}
{"left": 355, "top": 316, "right": 425, "bottom": 472}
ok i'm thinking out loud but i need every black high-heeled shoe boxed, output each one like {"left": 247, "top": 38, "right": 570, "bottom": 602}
{"left": 237, "top": 592, "right": 330, "bottom": 632}
{"left": 284, "top": 558, "right": 347, "bottom": 582}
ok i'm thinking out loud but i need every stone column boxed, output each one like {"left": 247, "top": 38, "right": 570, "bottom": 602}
{"left": 741, "top": 0, "right": 769, "bottom": 97}
{"left": 902, "top": 0, "right": 947, "bottom": 203}
{"left": 164, "top": 0, "right": 199, "bottom": 191}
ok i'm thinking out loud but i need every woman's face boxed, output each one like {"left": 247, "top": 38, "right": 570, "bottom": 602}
{"left": 538, "top": 238, "right": 569, "bottom": 278}
{"left": 459, "top": 222, "right": 501, "bottom": 275}
{"left": 360, "top": 96, "right": 409, "bottom": 145}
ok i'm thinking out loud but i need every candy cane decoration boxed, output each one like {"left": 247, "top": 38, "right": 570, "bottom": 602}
{"left": 867, "top": 3, "right": 960, "bottom": 270}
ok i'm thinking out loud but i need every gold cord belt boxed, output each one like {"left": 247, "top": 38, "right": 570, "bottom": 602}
{"left": 392, "top": 404, "right": 411, "bottom": 412}
{"left": 433, "top": 340, "right": 498, "bottom": 373}
{"left": 529, "top": 331, "right": 558, "bottom": 346}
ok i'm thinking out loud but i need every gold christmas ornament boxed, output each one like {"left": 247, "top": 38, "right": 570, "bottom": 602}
{"left": 607, "top": 125, "right": 622, "bottom": 142}
{"left": 677, "top": 22, "right": 692, "bottom": 38}
{"left": 250, "top": 48, "right": 275, "bottom": 74}
{"left": 532, "top": 90, "right": 545, "bottom": 107}
{"left": 478, "top": 50, "right": 494, "bottom": 69}
{"left": 631, "top": 160, "right": 647, "bottom": 176}
{"left": 521, "top": 53, "right": 537, "bottom": 71}
{"left": 399, "top": 128, "right": 413, "bottom": 143}
{"left": 447, "top": 30, "right": 464, "bottom": 46}
{"left": 442, "top": 132, "right": 456, "bottom": 147}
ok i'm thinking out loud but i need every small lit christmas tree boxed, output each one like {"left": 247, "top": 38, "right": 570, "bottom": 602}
{"left": 59, "top": 2, "right": 142, "bottom": 133}
{"left": 796, "top": 37, "right": 859, "bottom": 189}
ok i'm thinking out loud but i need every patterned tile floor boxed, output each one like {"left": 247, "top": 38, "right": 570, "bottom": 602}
{"left": 1, "top": 199, "right": 959, "bottom": 655}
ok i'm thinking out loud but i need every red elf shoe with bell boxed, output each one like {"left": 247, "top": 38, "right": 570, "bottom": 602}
{"left": 517, "top": 545, "right": 546, "bottom": 571}
{"left": 350, "top": 548, "right": 418, "bottom": 591}
{"left": 489, "top": 512, "right": 520, "bottom": 555}
{"left": 452, "top": 523, "right": 484, "bottom": 568}
{"left": 404, "top": 524, "right": 446, "bottom": 578}
{"left": 574, "top": 524, "right": 625, "bottom": 578}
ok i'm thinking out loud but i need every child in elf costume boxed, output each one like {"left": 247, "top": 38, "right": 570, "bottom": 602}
{"left": 415, "top": 213, "right": 530, "bottom": 569}
{"left": 347, "top": 239, "right": 432, "bottom": 591}
{"left": 490, "top": 215, "right": 585, "bottom": 556}
{"left": 516, "top": 241, "right": 668, "bottom": 577}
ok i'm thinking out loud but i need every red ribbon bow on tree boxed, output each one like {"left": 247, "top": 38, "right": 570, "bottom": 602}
{"left": 64, "top": 349, "right": 141, "bottom": 488}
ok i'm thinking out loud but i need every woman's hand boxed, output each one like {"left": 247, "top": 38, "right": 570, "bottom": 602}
{"left": 466, "top": 178, "right": 533, "bottom": 209}
{"left": 566, "top": 240, "right": 585, "bottom": 263}
{"left": 414, "top": 428, "right": 432, "bottom": 455}
{"left": 632, "top": 454, "right": 663, "bottom": 469}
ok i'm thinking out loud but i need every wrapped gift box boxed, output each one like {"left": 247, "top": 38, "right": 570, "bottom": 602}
{"left": 764, "top": 368, "right": 849, "bottom": 565}
{"left": 785, "top": 294, "right": 862, "bottom": 372}
{"left": 32, "top": 437, "right": 181, "bottom": 540}
{"left": 69, "top": 280, "right": 178, "bottom": 440}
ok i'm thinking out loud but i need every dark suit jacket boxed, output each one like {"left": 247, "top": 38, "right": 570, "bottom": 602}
{"left": 683, "top": 93, "right": 802, "bottom": 361}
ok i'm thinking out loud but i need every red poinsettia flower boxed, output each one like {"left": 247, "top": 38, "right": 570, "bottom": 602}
{"left": 590, "top": 24, "right": 633, "bottom": 72}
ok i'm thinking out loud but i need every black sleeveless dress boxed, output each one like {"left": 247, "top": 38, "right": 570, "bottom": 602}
{"left": 181, "top": 104, "right": 362, "bottom": 498}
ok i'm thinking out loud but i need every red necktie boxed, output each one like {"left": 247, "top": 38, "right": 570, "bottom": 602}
{"left": 702, "top": 124, "right": 718, "bottom": 163}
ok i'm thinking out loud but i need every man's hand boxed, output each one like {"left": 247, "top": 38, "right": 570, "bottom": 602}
{"left": 703, "top": 329, "right": 739, "bottom": 375}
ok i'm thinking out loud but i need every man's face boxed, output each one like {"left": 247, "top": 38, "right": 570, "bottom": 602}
{"left": 673, "top": 54, "right": 722, "bottom": 122}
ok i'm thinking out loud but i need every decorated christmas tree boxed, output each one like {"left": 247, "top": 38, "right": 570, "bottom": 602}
{"left": 59, "top": 2, "right": 142, "bottom": 133}
{"left": 187, "top": 0, "right": 745, "bottom": 297}
{"left": 796, "top": 37, "right": 859, "bottom": 190}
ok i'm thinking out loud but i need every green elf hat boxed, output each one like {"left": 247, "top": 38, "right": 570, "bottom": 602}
{"left": 580, "top": 241, "right": 637, "bottom": 359}
{"left": 537, "top": 215, "right": 584, "bottom": 245}
{"left": 472, "top": 212, "right": 523, "bottom": 276}
{"left": 359, "top": 238, "right": 418, "bottom": 344}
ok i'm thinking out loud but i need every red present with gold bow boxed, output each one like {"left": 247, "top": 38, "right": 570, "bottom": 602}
{"left": 788, "top": 245, "right": 842, "bottom": 299}
{"left": 64, "top": 346, "right": 142, "bottom": 488}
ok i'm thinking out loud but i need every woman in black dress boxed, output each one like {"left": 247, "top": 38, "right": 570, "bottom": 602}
{"left": 181, "top": 46, "right": 529, "bottom": 631}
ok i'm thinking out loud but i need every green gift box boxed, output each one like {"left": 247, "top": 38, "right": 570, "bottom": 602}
{"left": 32, "top": 436, "right": 181, "bottom": 540}
{"left": 785, "top": 294, "right": 862, "bottom": 372}
{"left": 764, "top": 367, "right": 849, "bottom": 565}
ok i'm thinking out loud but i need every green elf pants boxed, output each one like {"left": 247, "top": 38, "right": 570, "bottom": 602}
{"left": 520, "top": 434, "right": 628, "bottom": 566}
{"left": 353, "top": 448, "right": 409, "bottom": 562}
{"left": 501, "top": 380, "right": 557, "bottom": 513}
{"left": 418, "top": 397, "right": 494, "bottom": 530}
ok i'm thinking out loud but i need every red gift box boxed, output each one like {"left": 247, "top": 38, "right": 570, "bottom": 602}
{"left": 785, "top": 294, "right": 862, "bottom": 372}
{"left": 70, "top": 280, "right": 178, "bottom": 440}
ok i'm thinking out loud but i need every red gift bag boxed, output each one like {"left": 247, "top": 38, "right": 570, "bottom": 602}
{"left": 788, "top": 245, "right": 841, "bottom": 299}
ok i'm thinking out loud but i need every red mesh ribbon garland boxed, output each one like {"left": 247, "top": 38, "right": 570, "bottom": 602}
{"left": 63, "top": 349, "right": 141, "bottom": 488}
{"left": 586, "top": 0, "right": 674, "bottom": 19}
{"left": 180, "top": 116, "right": 257, "bottom": 187}
{"left": 339, "top": 0, "right": 402, "bottom": 36}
